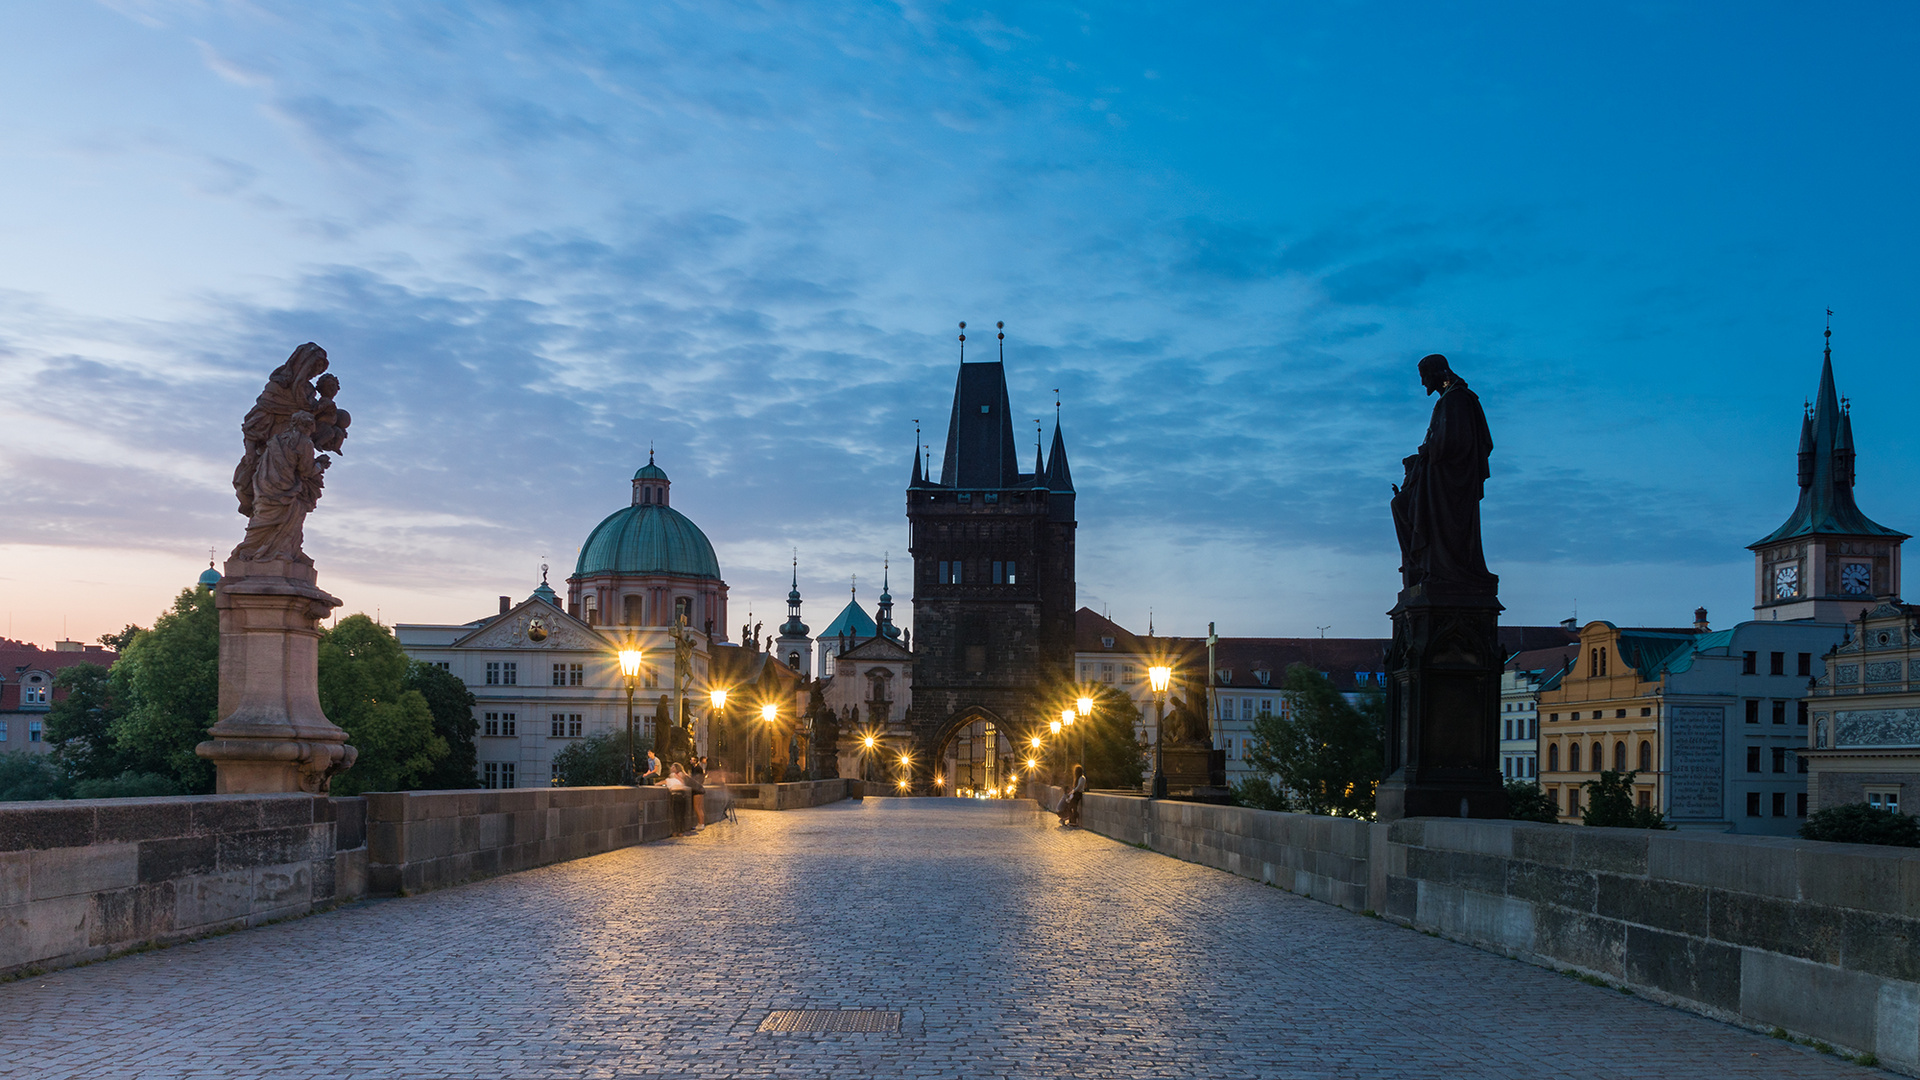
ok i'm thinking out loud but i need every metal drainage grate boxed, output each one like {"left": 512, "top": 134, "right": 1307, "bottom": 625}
{"left": 758, "top": 1009, "right": 901, "bottom": 1033}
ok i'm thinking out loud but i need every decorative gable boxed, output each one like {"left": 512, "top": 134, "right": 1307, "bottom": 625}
{"left": 455, "top": 600, "right": 608, "bottom": 651}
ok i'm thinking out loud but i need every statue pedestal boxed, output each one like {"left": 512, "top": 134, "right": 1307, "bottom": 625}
{"left": 195, "top": 559, "right": 356, "bottom": 793}
{"left": 1160, "top": 745, "right": 1215, "bottom": 795}
{"left": 1376, "top": 581, "right": 1508, "bottom": 821}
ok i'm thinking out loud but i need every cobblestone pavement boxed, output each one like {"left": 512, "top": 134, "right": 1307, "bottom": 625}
{"left": 1, "top": 799, "right": 1890, "bottom": 1079}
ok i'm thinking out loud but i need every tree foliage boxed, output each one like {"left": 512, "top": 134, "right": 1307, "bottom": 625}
{"left": 0, "top": 752, "right": 66, "bottom": 801}
{"left": 1243, "top": 664, "right": 1384, "bottom": 819}
{"left": 1799, "top": 802, "right": 1920, "bottom": 847}
{"left": 1505, "top": 779, "right": 1560, "bottom": 823}
{"left": 318, "top": 614, "right": 448, "bottom": 796}
{"left": 1231, "top": 776, "right": 1293, "bottom": 812}
{"left": 45, "top": 662, "right": 126, "bottom": 780}
{"left": 405, "top": 661, "right": 479, "bottom": 790}
{"left": 1579, "top": 770, "right": 1669, "bottom": 829}
{"left": 552, "top": 730, "right": 648, "bottom": 787}
{"left": 107, "top": 586, "right": 219, "bottom": 793}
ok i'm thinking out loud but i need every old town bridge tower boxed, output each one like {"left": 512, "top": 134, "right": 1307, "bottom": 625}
{"left": 904, "top": 328, "right": 1076, "bottom": 789}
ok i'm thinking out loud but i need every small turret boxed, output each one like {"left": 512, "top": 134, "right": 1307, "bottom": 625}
{"left": 632, "top": 449, "right": 671, "bottom": 507}
{"left": 1796, "top": 409, "right": 1815, "bottom": 488}
{"left": 1835, "top": 403, "right": 1856, "bottom": 489}
{"left": 878, "top": 556, "right": 900, "bottom": 640}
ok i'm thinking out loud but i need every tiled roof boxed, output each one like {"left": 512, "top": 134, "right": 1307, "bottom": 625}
{"left": 0, "top": 640, "right": 117, "bottom": 711}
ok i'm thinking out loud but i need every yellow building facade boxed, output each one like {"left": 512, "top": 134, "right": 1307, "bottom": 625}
{"left": 1537, "top": 621, "right": 1695, "bottom": 821}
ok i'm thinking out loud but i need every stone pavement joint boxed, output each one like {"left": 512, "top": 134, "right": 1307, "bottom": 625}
{"left": 0, "top": 800, "right": 1893, "bottom": 1079}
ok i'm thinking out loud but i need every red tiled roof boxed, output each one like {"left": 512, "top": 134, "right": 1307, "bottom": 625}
{"left": 0, "top": 640, "right": 117, "bottom": 712}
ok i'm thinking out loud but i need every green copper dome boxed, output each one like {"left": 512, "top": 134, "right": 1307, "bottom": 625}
{"left": 634, "top": 461, "right": 669, "bottom": 481}
{"left": 575, "top": 503, "right": 721, "bottom": 580}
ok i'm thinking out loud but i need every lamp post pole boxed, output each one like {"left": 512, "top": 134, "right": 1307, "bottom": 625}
{"left": 1148, "top": 665, "right": 1171, "bottom": 799}
{"left": 760, "top": 703, "right": 777, "bottom": 784}
{"left": 1076, "top": 693, "right": 1092, "bottom": 777}
{"left": 618, "top": 646, "right": 643, "bottom": 785}
{"left": 708, "top": 687, "right": 727, "bottom": 781}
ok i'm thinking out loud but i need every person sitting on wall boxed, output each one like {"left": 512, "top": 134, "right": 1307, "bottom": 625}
{"left": 1059, "top": 764, "right": 1087, "bottom": 827}
{"left": 642, "top": 750, "right": 662, "bottom": 785}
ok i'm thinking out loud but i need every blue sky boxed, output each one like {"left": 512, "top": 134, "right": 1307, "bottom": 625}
{"left": 1, "top": 1, "right": 1916, "bottom": 646}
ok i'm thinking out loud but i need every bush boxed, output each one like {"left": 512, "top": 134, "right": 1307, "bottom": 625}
{"left": 552, "top": 730, "right": 649, "bottom": 788}
{"left": 71, "top": 771, "right": 182, "bottom": 799}
{"left": 1799, "top": 803, "right": 1920, "bottom": 847}
{"left": 0, "top": 752, "right": 67, "bottom": 801}
{"left": 1231, "top": 777, "right": 1293, "bottom": 812}
{"left": 1505, "top": 779, "right": 1560, "bottom": 823}
{"left": 1581, "top": 770, "right": 1669, "bottom": 829}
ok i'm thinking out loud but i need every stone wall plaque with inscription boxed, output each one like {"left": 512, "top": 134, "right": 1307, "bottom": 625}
{"left": 1667, "top": 704, "right": 1725, "bottom": 820}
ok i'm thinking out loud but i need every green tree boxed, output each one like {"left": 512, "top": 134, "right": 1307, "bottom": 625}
{"left": 552, "top": 730, "right": 648, "bottom": 787}
{"left": 109, "top": 586, "right": 220, "bottom": 793}
{"left": 1080, "top": 683, "right": 1146, "bottom": 790}
{"left": 1799, "top": 803, "right": 1920, "bottom": 847}
{"left": 1505, "top": 779, "right": 1560, "bottom": 823}
{"left": 44, "top": 662, "right": 127, "bottom": 781}
{"left": 1580, "top": 770, "right": 1669, "bottom": 829}
{"left": 1243, "top": 664, "right": 1384, "bottom": 819}
{"left": 0, "top": 751, "right": 67, "bottom": 801}
{"left": 1231, "top": 776, "right": 1293, "bottom": 812}
{"left": 72, "top": 771, "right": 181, "bottom": 798}
{"left": 318, "top": 615, "right": 448, "bottom": 796}
{"left": 405, "top": 661, "right": 479, "bottom": 789}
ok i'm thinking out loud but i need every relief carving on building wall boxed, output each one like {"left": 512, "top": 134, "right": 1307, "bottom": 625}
{"left": 1834, "top": 708, "right": 1920, "bottom": 748}
{"left": 1866, "top": 661, "right": 1904, "bottom": 683}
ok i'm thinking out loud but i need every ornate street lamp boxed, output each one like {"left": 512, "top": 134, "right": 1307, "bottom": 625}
{"left": 618, "top": 646, "right": 644, "bottom": 784}
{"left": 862, "top": 733, "right": 877, "bottom": 784}
{"left": 708, "top": 687, "right": 727, "bottom": 777}
{"left": 1076, "top": 692, "right": 1092, "bottom": 775}
{"left": 1148, "top": 664, "right": 1172, "bottom": 799}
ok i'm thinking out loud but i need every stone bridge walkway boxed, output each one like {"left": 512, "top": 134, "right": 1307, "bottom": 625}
{"left": 0, "top": 800, "right": 1889, "bottom": 1079}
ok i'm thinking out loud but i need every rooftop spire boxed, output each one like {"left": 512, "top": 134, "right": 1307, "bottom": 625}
{"left": 958, "top": 321, "right": 966, "bottom": 363}
{"left": 997, "top": 320, "right": 1004, "bottom": 362}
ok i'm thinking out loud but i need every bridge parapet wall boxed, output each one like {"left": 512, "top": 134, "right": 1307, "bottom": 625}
{"left": 0, "top": 793, "right": 363, "bottom": 979}
{"left": 725, "top": 778, "right": 855, "bottom": 810}
{"left": 1079, "top": 792, "right": 1920, "bottom": 1075}
{"left": 364, "top": 786, "right": 670, "bottom": 896}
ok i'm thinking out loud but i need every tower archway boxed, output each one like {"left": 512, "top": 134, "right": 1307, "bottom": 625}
{"left": 930, "top": 706, "right": 1020, "bottom": 796}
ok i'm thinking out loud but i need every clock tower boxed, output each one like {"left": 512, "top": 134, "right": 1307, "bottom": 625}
{"left": 1749, "top": 331, "right": 1907, "bottom": 622}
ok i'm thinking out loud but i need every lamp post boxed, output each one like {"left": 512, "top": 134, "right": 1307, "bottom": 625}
{"left": 757, "top": 702, "right": 777, "bottom": 784}
{"left": 1060, "top": 706, "right": 1076, "bottom": 772}
{"left": 1049, "top": 718, "right": 1063, "bottom": 785}
{"left": 1076, "top": 692, "right": 1092, "bottom": 775}
{"left": 708, "top": 687, "right": 727, "bottom": 778}
{"left": 618, "top": 646, "right": 644, "bottom": 784}
{"left": 862, "top": 734, "right": 877, "bottom": 785}
{"left": 897, "top": 752, "right": 912, "bottom": 796}
{"left": 1148, "top": 664, "right": 1172, "bottom": 799}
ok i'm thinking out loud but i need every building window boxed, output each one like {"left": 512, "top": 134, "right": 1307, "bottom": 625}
{"left": 1742, "top": 651, "right": 1757, "bottom": 675}
{"left": 1568, "top": 743, "right": 1580, "bottom": 771}
{"left": 1770, "top": 652, "right": 1785, "bottom": 676}
{"left": 1796, "top": 793, "right": 1808, "bottom": 816}
{"left": 1746, "top": 746, "right": 1760, "bottom": 773}
{"left": 1591, "top": 742, "right": 1603, "bottom": 771}
{"left": 1641, "top": 707, "right": 1652, "bottom": 717}
{"left": 501, "top": 713, "right": 516, "bottom": 736}
{"left": 1259, "top": 698, "right": 1273, "bottom": 717}
{"left": 484, "top": 712, "right": 500, "bottom": 737}
{"left": 552, "top": 714, "right": 567, "bottom": 737}
{"left": 1772, "top": 792, "right": 1786, "bottom": 817}
{"left": 1797, "top": 701, "right": 1808, "bottom": 725}
{"left": 1571, "top": 712, "right": 1581, "bottom": 721}
{"left": 1101, "top": 663, "right": 1114, "bottom": 684}
{"left": 434, "top": 661, "right": 451, "bottom": 671}
{"left": 1772, "top": 747, "right": 1786, "bottom": 773}
{"left": 1549, "top": 713, "right": 1559, "bottom": 723}
{"left": 992, "top": 561, "right": 1005, "bottom": 584}
{"left": 1241, "top": 698, "right": 1254, "bottom": 720}
{"left": 1639, "top": 740, "right": 1652, "bottom": 772}
{"left": 1614, "top": 742, "right": 1627, "bottom": 771}
{"left": 1745, "top": 699, "right": 1759, "bottom": 724}
{"left": 1615, "top": 709, "right": 1626, "bottom": 719}
{"left": 1548, "top": 744, "right": 1559, "bottom": 772}
{"left": 502, "top": 662, "right": 517, "bottom": 686}
{"left": 788, "top": 651, "right": 801, "bottom": 671}
{"left": 1122, "top": 665, "right": 1137, "bottom": 684}
{"left": 1219, "top": 698, "right": 1233, "bottom": 720}
{"left": 1637, "top": 790, "right": 1650, "bottom": 810}
{"left": 624, "top": 595, "right": 643, "bottom": 625}
{"left": 1772, "top": 700, "right": 1786, "bottom": 725}
{"left": 1006, "top": 561, "right": 1017, "bottom": 584}
{"left": 1796, "top": 752, "right": 1807, "bottom": 774}
{"left": 1505, "top": 719, "right": 1514, "bottom": 740}
{"left": 0, "top": 721, "right": 8, "bottom": 740}
{"left": 1746, "top": 792, "right": 1762, "bottom": 816}
{"left": 1866, "top": 788, "right": 1901, "bottom": 813}
{"left": 486, "top": 662, "right": 500, "bottom": 686}
{"left": 1568, "top": 788, "right": 1581, "bottom": 815}
{"left": 484, "top": 762, "right": 498, "bottom": 788}
{"left": 1527, "top": 758, "right": 1536, "bottom": 778}
{"left": 1797, "top": 653, "right": 1812, "bottom": 678}
{"left": 568, "top": 714, "right": 582, "bottom": 737}
{"left": 552, "top": 664, "right": 567, "bottom": 687}
{"left": 28, "top": 721, "right": 42, "bottom": 743}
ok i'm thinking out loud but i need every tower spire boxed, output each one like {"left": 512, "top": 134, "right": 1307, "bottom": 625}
{"left": 997, "top": 320, "right": 1004, "bottom": 362}
{"left": 958, "top": 321, "right": 966, "bottom": 363}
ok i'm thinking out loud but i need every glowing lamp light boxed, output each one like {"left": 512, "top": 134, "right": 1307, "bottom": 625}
{"left": 709, "top": 688, "right": 728, "bottom": 710}
{"left": 1026, "top": 757, "right": 1037, "bottom": 769}
{"left": 1148, "top": 665, "right": 1172, "bottom": 693}
{"left": 1077, "top": 695, "right": 1093, "bottom": 718}
{"left": 863, "top": 735, "right": 877, "bottom": 749}
{"left": 1030, "top": 735, "right": 1042, "bottom": 749}
{"left": 760, "top": 703, "right": 777, "bottom": 723}
{"left": 934, "top": 774, "right": 944, "bottom": 787}
{"left": 897, "top": 778, "right": 910, "bottom": 790}
{"left": 618, "top": 648, "right": 644, "bottom": 680}
{"left": 1061, "top": 707, "right": 1075, "bottom": 727}
{"left": 1049, "top": 720, "right": 1062, "bottom": 735}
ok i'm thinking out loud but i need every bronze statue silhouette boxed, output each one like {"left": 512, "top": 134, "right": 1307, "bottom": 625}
{"left": 1390, "top": 354, "right": 1495, "bottom": 593}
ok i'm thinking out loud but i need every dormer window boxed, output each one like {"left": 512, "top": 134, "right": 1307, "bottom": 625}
{"left": 1217, "top": 669, "right": 1232, "bottom": 685}
{"left": 1255, "top": 669, "right": 1271, "bottom": 686}
{"left": 1101, "top": 636, "right": 1115, "bottom": 649}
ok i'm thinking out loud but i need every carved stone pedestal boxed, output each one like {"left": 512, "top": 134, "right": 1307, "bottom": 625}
{"left": 195, "top": 559, "right": 356, "bottom": 794}
{"left": 1376, "top": 582, "right": 1508, "bottom": 821}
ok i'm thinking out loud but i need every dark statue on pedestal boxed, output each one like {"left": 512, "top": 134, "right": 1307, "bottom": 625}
{"left": 1377, "top": 354, "right": 1507, "bottom": 821}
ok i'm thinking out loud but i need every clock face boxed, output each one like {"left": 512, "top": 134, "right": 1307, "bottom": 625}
{"left": 1773, "top": 564, "right": 1800, "bottom": 599}
{"left": 1841, "top": 562, "right": 1872, "bottom": 595}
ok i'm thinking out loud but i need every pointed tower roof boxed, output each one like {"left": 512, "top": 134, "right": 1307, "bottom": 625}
{"left": 820, "top": 597, "right": 878, "bottom": 640}
{"left": 877, "top": 557, "right": 901, "bottom": 640}
{"left": 940, "top": 360, "right": 1023, "bottom": 489}
{"left": 1751, "top": 342, "right": 1906, "bottom": 547}
{"left": 1044, "top": 418, "right": 1074, "bottom": 492}
{"left": 779, "top": 554, "right": 808, "bottom": 637}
